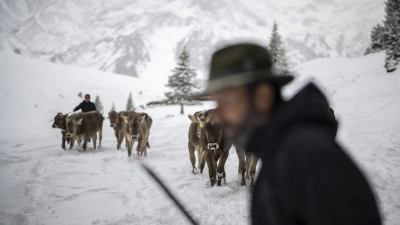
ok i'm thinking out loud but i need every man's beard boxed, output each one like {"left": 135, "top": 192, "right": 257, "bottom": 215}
{"left": 224, "top": 109, "right": 263, "bottom": 148}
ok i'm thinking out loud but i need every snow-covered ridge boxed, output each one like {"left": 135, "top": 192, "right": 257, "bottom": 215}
{"left": 0, "top": 0, "right": 386, "bottom": 80}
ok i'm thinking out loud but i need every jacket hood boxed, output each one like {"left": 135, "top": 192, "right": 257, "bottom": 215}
{"left": 248, "top": 82, "right": 338, "bottom": 156}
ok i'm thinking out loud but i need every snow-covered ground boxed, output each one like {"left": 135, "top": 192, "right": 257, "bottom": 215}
{"left": 0, "top": 51, "right": 399, "bottom": 225}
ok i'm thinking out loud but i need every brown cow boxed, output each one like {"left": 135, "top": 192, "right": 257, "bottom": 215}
{"left": 66, "top": 111, "right": 104, "bottom": 151}
{"left": 108, "top": 110, "right": 126, "bottom": 150}
{"left": 189, "top": 109, "right": 232, "bottom": 187}
{"left": 122, "top": 112, "right": 152, "bottom": 157}
{"left": 187, "top": 110, "right": 207, "bottom": 174}
{"left": 52, "top": 112, "right": 76, "bottom": 150}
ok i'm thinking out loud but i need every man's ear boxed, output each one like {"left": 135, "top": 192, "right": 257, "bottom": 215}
{"left": 254, "top": 83, "right": 275, "bottom": 114}
{"left": 188, "top": 115, "right": 198, "bottom": 123}
{"left": 77, "top": 118, "right": 83, "bottom": 125}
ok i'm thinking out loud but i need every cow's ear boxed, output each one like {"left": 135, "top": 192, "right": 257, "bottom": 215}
{"left": 57, "top": 112, "right": 63, "bottom": 116}
{"left": 188, "top": 115, "right": 198, "bottom": 123}
{"left": 77, "top": 118, "right": 83, "bottom": 125}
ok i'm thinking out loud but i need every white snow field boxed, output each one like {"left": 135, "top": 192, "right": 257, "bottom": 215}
{"left": 0, "top": 51, "right": 399, "bottom": 225}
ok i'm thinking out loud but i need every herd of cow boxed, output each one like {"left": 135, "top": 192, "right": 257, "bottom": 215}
{"left": 52, "top": 109, "right": 258, "bottom": 190}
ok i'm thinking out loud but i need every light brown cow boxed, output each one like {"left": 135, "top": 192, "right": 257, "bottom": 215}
{"left": 122, "top": 112, "right": 152, "bottom": 157}
{"left": 189, "top": 109, "right": 232, "bottom": 187}
{"left": 187, "top": 110, "right": 207, "bottom": 174}
{"left": 52, "top": 112, "right": 77, "bottom": 150}
{"left": 66, "top": 111, "right": 104, "bottom": 151}
{"left": 109, "top": 111, "right": 125, "bottom": 150}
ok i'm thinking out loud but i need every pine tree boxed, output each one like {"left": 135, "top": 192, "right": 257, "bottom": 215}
{"left": 126, "top": 92, "right": 134, "bottom": 110}
{"left": 94, "top": 95, "right": 103, "bottom": 114}
{"left": 111, "top": 102, "right": 116, "bottom": 111}
{"left": 384, "top": 0, "right": 400, "bottom": 73}
{"left": 165, "top": 47, "right": 198, "bottom": 115}
{"left": 365, "top": 23, "right": 387, "bottom": 55}
{"left": 269, "top": 22, "right": 289, "bottom": 74}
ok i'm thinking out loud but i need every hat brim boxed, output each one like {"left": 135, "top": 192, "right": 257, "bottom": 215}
{"left": 199, "top": 69, "right": 294, "bottom": 97}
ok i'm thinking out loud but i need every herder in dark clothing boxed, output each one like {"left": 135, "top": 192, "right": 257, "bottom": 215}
{"left": 73, "top": 94, "right": 97, "bottom": 112}
{"left": 201, "top": 44, "right": 381, "bottom": 225}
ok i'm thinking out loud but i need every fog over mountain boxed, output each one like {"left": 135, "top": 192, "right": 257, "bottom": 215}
{"left": 0, "top": 0, "right": 385, "bottom": 78}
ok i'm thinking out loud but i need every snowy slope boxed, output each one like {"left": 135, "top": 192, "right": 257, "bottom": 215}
{"left": 0, "top": 51, "right": 399, "bottom": 225}
{"left": 0, "top": 0, "right": 386, "bottom": 80}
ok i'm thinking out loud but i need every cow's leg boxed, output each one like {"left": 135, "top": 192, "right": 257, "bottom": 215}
{"left": 117, "top": 130, "right": 124, "bottom": 150}
{"left": 78, "top": 139, "right": 82, "bottom": 146}
{"left": 249, "top": 154, "right": 259, "bottom": 191}
{"left": 114, "top": 129, "right": 118, "bottom": 139}
{"left": 138, "top": 139, "right": 143, "bottom": 156}
{"left": 143, "top": 138, "right": 148, "bottom": 156}
{"left": 125, "top": 136, "right": 132, "bottom": 157}
{"left": 136, "top": 139, "right": 141, "bottom": 156}
{"left": 93, "top": 134, "right": 97, "bottom": 149}
{"left": 205, "top": 150, "right": 217, "bottom": 186}
{"left": 98, "top": 127, "right": 103, "bottom": 148}
{"left": 61, "top": 133, "right": 66, "bottom": 150}
{"left": 69, "top": 137, "right": 75, "bottom": 150}
{"left": 216, "top": 149, "right": 230, "bottom": 186}
{"left": 199, "top": 149, "right": 206, "bottom": 174}
{"left": 236, "top": 147, "right": 247, "bottom": 186}
{"left": 82, "top": 137, "right": 88, "bottom": 151}
{"left": 188, "top": 143, "right": 198, "bottom": 174}
{"left": 245, "top": 151, "right": 252, "bottom": 180}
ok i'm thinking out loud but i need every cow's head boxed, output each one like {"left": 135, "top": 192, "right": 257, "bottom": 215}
{"left": 66, "top": 116, "right": 83, "bottom": 142}
{"left": 52, "top": 113, "right": 65, "bottom": 129}
{"left": 108, "top": 111, "right": 119, "bottom": 128}
{"left": 188, "top": 110, "right": 207, "bottom": 127}
{"left": 123, "top": 114, "right": 145, "bottom": 140}
{"left": 190, "top": 110, "right": 223, "bottom": 151}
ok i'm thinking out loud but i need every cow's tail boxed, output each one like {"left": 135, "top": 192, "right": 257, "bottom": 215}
{"left": 146, "top": 141, "right": 150, "bottom": 148}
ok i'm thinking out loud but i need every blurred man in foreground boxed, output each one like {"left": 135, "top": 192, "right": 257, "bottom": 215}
{"left": 202, "top": 43, "right": 381, "bottom": 225}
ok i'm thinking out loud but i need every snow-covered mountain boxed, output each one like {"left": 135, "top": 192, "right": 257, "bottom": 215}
{"left": 0, "top": 0, "right": 385, "bottom": 79}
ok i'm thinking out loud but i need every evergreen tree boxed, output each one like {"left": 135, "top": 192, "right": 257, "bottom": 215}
{"left": 126, "top": 92, "right": 134, "bottom": 110}
{"left": 269, "top": 22, "right": 289, "bottom": 74}
{"left": 384, "top": 0, "right": 400, "bottom": 72}
{"left": 165, "top": 47, "right": 198, "bottom": 115}
{"left": 365, "top": 23, "right": 387, "bottom": 55}
{"left": 94, "top": 95, "right": 103, "bottom": 114}
{"left": 111, "top": 102, "right": 116, "bottom": 111}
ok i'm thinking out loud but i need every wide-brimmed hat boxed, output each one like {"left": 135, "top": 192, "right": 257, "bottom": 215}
{"left": 201, "top": 43, "right": 293, "bottom": 95}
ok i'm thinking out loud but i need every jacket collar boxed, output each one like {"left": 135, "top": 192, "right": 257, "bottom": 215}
{"left": 247, "top": 82, "right": 337, "bottom": 158}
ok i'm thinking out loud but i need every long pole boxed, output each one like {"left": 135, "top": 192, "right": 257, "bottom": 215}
{"left": 140, "top": 163, "right": 199, "bottom": 225}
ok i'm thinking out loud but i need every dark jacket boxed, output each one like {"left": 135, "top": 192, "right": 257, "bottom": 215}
{"left": 73, "top": 101, "right": 97, "bottom": 113}
{"left": 248, "top": 83, "right": 381, "bottom": 225}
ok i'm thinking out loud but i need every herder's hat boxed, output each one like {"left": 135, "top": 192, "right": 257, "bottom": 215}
{"left": 201, "top": 43, "right": 293, "bottom": 95}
